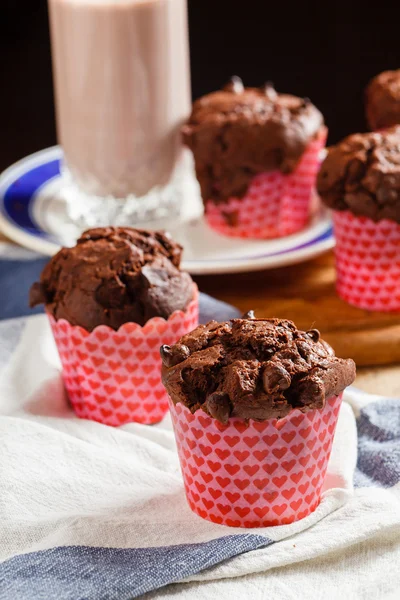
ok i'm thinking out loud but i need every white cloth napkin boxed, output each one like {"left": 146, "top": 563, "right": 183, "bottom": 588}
{"left": 0, "top": 314, "right": 399, "bottom": 600}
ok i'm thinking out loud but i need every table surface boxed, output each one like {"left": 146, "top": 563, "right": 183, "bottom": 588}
{"left": 0, "top": 228, "right": 398, "bottom": 397}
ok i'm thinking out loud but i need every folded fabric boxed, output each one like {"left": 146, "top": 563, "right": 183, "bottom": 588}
{"left": 0, "top": 244, "right": 399, "bottom": 599}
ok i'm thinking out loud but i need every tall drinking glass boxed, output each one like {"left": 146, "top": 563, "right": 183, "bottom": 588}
{"left": 48, "top": 0, "right": 194, "bottom": 225}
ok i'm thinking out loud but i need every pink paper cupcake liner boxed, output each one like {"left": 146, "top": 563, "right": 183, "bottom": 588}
{"left": 334, "top": 211, "right": 400, "bottom": 311}
{"left": 49, "top": 288, "right": 199, "bottom": 426}
{"left": 170, "top": 393, "right": 342, "bottom": 527}
{"left": 205, "top": 128, "right": 327, "bottom": 239}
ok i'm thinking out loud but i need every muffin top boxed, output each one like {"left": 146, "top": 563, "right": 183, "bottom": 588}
{"left": 183, "top": 77, "right": 324, "bottom": 203}
{"left": 161, "top": 313, "right": 355, "bottom": 423}
{"left": 366, "top": 70, "right": 400, "bottom": 130}
{"left": 30, "top": 227, "right": 194, "bottom": 331}
{"left": 317, "top": 128, "right": 400, "bottom": 223}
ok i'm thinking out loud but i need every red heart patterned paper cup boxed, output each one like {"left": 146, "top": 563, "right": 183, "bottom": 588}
{"left": 334, "top": 211, "right": 400, "bottom": 312}
{"left": 49, "top": 287, "right": 199, "bottom": 426}
{"left": 205, "top": 128, "right": 327, "bottom": 240}
{"left": 170, "top": 393, "right": 342, "bottom": 527}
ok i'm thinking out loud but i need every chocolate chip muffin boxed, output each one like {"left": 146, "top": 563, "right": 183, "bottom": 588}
{"left": 317, "top": 128, "right": 400, "bottom": 312}
{"left": 317, "top": 128, "right": 400, "bottom": 223}
{"left": 30, "top": 227, "right": 194, "bottom": 331}
{"left": 366, "top": 70, "right": 400, "bottom": 130}
{"left": 183, "top": 77, "right": 325, "bottom": 204}
{"left": 161, "top": 313, "right": 355, "bottom": 423}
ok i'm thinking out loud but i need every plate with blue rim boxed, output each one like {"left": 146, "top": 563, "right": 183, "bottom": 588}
{"left": 0, "top": 146, "right": 334, "bottom": 274}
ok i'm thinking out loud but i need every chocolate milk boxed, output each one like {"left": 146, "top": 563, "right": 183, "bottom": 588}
{"left": 48, "top": 0, "right": 191, "bottom": 199}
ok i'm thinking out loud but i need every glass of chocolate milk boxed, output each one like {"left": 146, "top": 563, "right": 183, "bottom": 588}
{"left": 48, "top": 0, "right": 195, "bottom": 225}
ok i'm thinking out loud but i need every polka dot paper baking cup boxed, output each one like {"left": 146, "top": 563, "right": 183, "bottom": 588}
{"left": 205, "top": 129, "right": 327, "bottom": 240}
{"left": 334, "top": 211, "right": 400, "bottom": 311}
{"left": 170, "top": 393, "right": 342, "bottom": 527}
{"left": 49, "top": 288, "right": 199, "bottom": 426}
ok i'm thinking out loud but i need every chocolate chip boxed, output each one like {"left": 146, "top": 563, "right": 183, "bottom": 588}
{"left": 160, "top": 344, "right": 190, "bottom": 367}
{"left": 262, "top": 363, "right": 291, "bottom": 394}
{"left": 263, "top": 81, "right": 277, "bottom": 100}
{"left": 205, "top": 392, "right": 232, "bottom": 423}
{"left": 141, "top": 266, "right": 169, "bottom": 287}
{"left": 297, "top": 378, "right": 324, "bottom": 408}
{"left": 29, "top": 282, "right": 48, "bottom": 308}
{"left": 306, "top": 329, "right": 320, "bottom": 342}
{"left": 224, "top": 76, "right": 244, "bottom": 94}
{"left": 347, "top": 158, "right": 366, "bottom": 185}
{"left": 160, "top": 345, "right": 173, "bottom": 366}
{"left": 242, "top": 310, "right": 255, "bottom": 320}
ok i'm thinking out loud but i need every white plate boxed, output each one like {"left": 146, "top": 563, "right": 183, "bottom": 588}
{"left": 0, "top": 146, "right": 334, "bottom": 274}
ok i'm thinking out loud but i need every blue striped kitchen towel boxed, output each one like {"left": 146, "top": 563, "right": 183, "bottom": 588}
{"left": 0, "top": 243, "right": 399, "bottom": 599}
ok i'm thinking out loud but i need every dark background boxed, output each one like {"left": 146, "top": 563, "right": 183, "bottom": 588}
{"left": 1, "top": 0, "right": 399, "bottom": 171}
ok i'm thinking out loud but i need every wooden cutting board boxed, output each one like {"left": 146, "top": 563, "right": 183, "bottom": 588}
{"left": 195, "top": 251, "right": 400, "bottom": 368}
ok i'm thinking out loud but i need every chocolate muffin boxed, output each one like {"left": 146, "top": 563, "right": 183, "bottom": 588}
{"left": 30, "top": 227, "right": 194, "bottom": 331}
{"left": 183, "top": 77, "right": 324, "bottom": 204}
{"left": 366, "top": 70, "right": 400, "bottom": 130}
{"left": 317, "top": 127, "right": 400, "bottom": 223}
{"left": 161, "top": 314, "right": 355, "bottom": 423}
